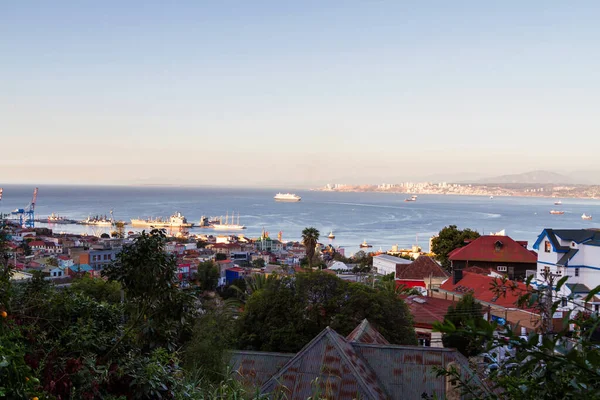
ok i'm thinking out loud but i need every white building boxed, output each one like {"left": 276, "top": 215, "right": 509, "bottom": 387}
{"left": 372, "top": 254, "right": 411, "bottom": 277}
{"left": 533, "top": 229, "right": 600, "bottom": 313}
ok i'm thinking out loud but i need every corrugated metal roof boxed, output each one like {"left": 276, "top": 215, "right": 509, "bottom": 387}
{"left": 374, "top": 254, "right": 412, "bottom": 264}
{"left": 352, "top": 343, "right": 486, "bottom": 400}
{"left": 260, "top": 327, "right": 387, "bottom": 399}
{"left": 230, "top": 321, "right": 487, "bottom": 399}
{"left": 229, "top": 351, "right": 294, "bottom": 388}
{"left": 346, "top": 319, "right": 390, "bottom": 345}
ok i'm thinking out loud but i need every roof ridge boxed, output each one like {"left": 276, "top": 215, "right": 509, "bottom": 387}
{"left": 327, "top": 329, "right": 386, "bottom": 399}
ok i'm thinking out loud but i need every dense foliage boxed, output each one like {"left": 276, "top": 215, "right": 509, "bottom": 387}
{"left": 430, "top": 224, "right": 480, "bottom": 270}
{"left": 237, "top": 271, "right": 417, "bottom": 352}
{"left": 441, "top": 292, "right": 485, "bottom": 356}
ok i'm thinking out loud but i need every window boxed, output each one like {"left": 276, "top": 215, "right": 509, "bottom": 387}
{"left": 595, "top": 305, "right": 599, "bottom": 314}
{"left": 561, "top": 298, "right": 568, "bottom": 307}
{"left": 575, "top": 268, "right": 580, "bottom": 277}
{"left": 543, "top": 266, "right": 551, "bottom": 275}
{"left": 544, "top": 241, "right": 551, "bottom": 253}
{"left": 497, "top": 266, "right": 507, "bottom": 272}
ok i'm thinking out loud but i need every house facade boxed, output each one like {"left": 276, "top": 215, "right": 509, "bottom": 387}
{"left": 533, "top": 229, "right": 600, "bottom": 313}
{"left": 395, "top": 255, "right": 449, "bottom": 290}
{"left": 373, "top": 254, "right": 411, "bottom": 276}
{"left": 448, "top": 235, "right": 537, "bottom": 280}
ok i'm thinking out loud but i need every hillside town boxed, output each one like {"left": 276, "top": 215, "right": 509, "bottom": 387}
{"left": 319, "top": 182, "right": 600, "bottom": 199}
{"left": 4, "top": 216, "right": 600, "bottom": 360}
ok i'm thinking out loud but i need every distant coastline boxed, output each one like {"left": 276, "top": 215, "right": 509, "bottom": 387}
{"left": 313, "top": 183, "right": 600, "bottom": 200}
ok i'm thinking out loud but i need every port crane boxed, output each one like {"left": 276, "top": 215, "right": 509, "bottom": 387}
{"left": 11, "top": 188, "right": 38, "bottom": 228}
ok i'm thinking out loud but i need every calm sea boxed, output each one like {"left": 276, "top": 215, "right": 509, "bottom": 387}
{"left": 1, "top": 185, "right": 599, "bottom": 254}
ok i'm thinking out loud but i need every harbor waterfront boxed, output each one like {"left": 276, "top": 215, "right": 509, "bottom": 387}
{"left": 1, "top": 185, "right": 598, "bottom": 254}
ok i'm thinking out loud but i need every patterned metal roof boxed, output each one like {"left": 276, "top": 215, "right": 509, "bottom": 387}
{"left": 260, "top": 327, "right": 388, "bottom": 399}
{"left": 229, "top": 350, "right": 294, "bottom": 388}
{"left": 229, "top": 320, "right": 485, "bottom": 399}
{"left": 346, "top": 319, "right": 390, "bottom": 345}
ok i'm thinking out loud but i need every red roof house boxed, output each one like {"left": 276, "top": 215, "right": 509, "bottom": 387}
{"left": 439, "top": 271, "right": 530, "bottom": 310}
{"left": 448, "top": 235, "right": 537, "bottom": 280}
{"left": 395, "top": 255, "right": 449, "bottom": 290}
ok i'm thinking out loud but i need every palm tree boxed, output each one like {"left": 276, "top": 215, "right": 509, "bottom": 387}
{"left": 301, "top": 227, "right": 320, "bottom": 269}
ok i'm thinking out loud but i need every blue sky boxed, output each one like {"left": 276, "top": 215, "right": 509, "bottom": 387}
{"left": 1, "top": 1, "right": 599, "bottom": 186}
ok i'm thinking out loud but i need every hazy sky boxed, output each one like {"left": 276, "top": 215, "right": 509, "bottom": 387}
{"left": 1, "top": 1, "right": 599, "bottom": 186}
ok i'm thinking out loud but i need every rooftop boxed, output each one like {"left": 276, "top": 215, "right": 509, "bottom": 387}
{"left": 448, "top": 235, "right": 537, "bottom": 264}
{"left": 439, "top": 271, "right": 531, "bottom": 310}
{"left": 396, "top": 255, "right": 449, "bottom": 280}
{"left": 374, "top": 254, "right": 412, "bottom": 265}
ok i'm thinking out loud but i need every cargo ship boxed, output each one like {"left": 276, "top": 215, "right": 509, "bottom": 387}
{"left": 274, "top": 193, "right": 301, "bottom": 202}
{"left": 130, "top": 212, "right": 193, "bottom": 228}
{"left": 549, "top": 210, "right": 565, "bottom": 215}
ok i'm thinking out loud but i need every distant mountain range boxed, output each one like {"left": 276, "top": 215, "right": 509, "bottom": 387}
{"left": 474, "top": 170, "right": 599, "bottom": 185}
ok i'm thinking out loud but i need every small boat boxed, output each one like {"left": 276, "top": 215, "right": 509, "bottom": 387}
{"left": 328, "top": 231, "right": 335, "bottom": 239}
{"left": 360, "top": 239, "right": 372, "bottom": 248}
{"left": 550, "top": 210, "right": 565, "bottom": 215}
{"left": 404, "top": 195, "right": 417, "bottom": 202}
{"left": 582, "top": 213, "right": 593, "bottom": 220}
{"left": 554, "top": 200, "right": 562, "bottom": 205}
{"left": 490, "top": 195, "right": 494, "bottom": 199}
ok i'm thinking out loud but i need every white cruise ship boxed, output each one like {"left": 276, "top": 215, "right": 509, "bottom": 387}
{"left": 274, "top": 193, "right": 301, "bottom": 202}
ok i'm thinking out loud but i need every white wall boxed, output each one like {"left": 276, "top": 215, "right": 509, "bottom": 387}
{"left": 373, "top": 258, "right": 397, "bottom": 276}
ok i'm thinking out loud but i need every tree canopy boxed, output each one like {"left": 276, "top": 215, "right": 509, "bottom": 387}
{"left": 301, "top": 227, "right": 320, "bottom": 269}
{"left": 236, "top": 271, "right": 416, "bottom": 352}
{"left": 431, "top": 225, "right": 480, "bottom": 270}
{"left": 441, "top": 292, "right": 486, "bottom": 357}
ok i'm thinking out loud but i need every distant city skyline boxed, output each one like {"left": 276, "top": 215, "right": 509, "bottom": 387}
{"left": 2, "top": 1, "right": 599, "bottom": 186}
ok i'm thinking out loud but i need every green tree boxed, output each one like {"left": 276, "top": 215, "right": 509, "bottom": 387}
{"left": 301, "top": 227, "right": 320, "bottom": 269}
{"left": 237, "top": 272, "right": 416, "bottom": 352}
{"left": 251, "top": 258, "right": 266, "bottom": 269}
{"left": 441, "top": 292, "right": 485, "bottom": 357}
{"left": 196, "top": 260, "right": 220, "bottom": 291}
{"left": 100, "top": 233, "right": 110, "bottom": 239}
{"left": 431, "top": 225, "right": 480, "bottom": 270}
{"left": 70, "top": 275, "right": 122, "bottom": 303}
{"left": 19, "top": 241, "right": 31, "bottom": 256}
{"left": 102, "top": 229, "right": 196, "bottom": 352}
{"left": 46, "top": 257, "right": 59, "bottom": 267}
{"left": 215, "top": 253, "right": 227, "bottom": 261}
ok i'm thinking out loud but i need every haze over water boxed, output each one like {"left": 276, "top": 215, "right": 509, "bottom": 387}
{"left": 2, "top": 185, "right": 599, "bottom": 254}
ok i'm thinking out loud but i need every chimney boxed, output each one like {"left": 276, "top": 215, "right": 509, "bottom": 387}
{"left": 453, "top": 268, "right": 463, "bottom": 285}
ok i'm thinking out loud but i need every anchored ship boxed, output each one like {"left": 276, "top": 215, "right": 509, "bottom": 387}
{"left": 130, "top": 211, "right": 193, "bottom": 228}
{"left": 274, "top": 193, "right": 301, "bottom": 202}
{"left": 360, "top": 239, "right": 372, "bottom": 248}
{"left": 211, "top": 212, "right": 247, "bottom": 230}
{"left": 550, "top": 210, "right": 565, "bottom": 215}
{"left": 46, "top": 213, "right": 77, "bottom": 224}
{"left": 79, "top": 210, "right": 114, "bottom": 226}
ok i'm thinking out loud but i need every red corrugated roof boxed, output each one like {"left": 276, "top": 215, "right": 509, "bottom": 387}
{"left": 439, "top": 272, "right": 531, "bottom": 309}
{"left": 448, "top": 235, "right": 537, "bottom": 264}
{"left": 403, "top": 295, "right": 456, "bottom": 328}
